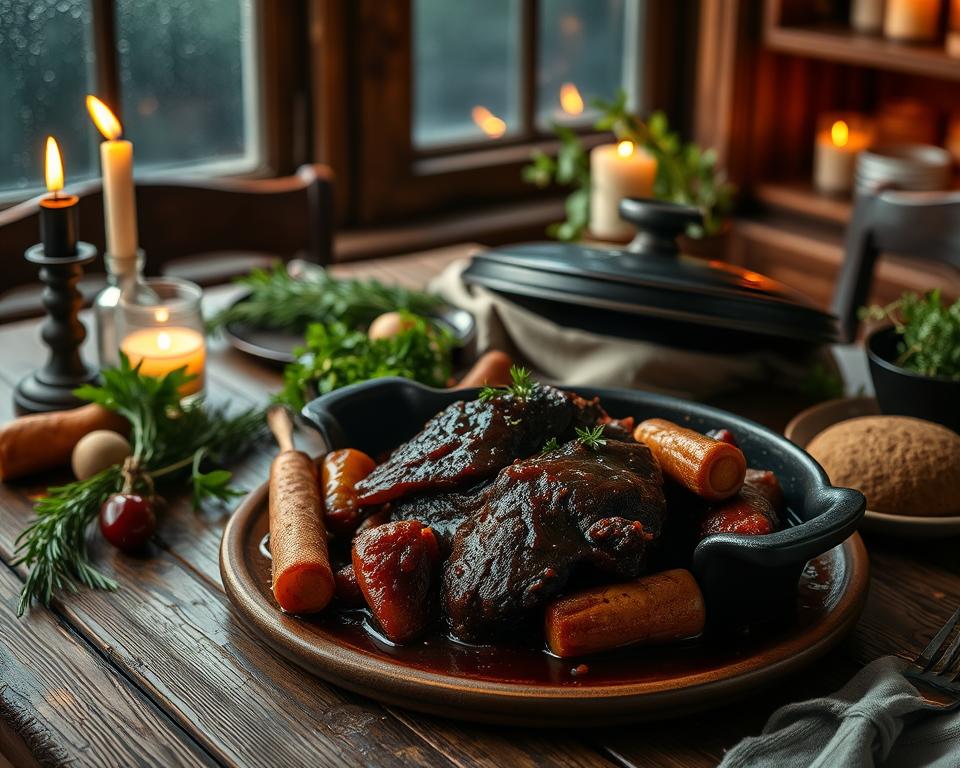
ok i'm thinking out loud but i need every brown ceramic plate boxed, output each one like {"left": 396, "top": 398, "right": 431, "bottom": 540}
{"left": 785, "top": 397, "right": 960, "bottom": 539}
{"left": 220, "top": 477, "right": 869, "bottom": 726}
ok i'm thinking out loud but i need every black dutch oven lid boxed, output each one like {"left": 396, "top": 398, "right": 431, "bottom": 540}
{"left": 461, "top": 198, "right": 839, "bottom": 347}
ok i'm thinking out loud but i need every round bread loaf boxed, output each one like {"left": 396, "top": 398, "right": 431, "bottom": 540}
{"left": 807, "top": 416, "right": 960, "bottom": 517}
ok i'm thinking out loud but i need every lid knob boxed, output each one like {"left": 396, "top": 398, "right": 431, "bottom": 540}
{"left": 619, "top": 198, "right": 703, "bottom": 258}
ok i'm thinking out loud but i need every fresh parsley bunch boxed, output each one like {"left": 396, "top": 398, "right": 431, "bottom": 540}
{"left": 207, "top": 263, "right": 443, "bottom": 333}
{"left": 861, "top": 290, "right": 960, "bottom": 380}
{"left": 278, "top": 313, "right": 457, "bottom": 410}
{"left": 13, "top": 355, "right": 266, "bottom": 614}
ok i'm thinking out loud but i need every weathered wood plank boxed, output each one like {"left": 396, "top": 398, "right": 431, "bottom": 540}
{"left": 0, "top": 563, "right": 213, "bottom": 768}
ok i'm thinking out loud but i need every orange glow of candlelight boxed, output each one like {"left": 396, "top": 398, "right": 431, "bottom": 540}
{"left": 472, "top": 106, "right": 507, "bottom": 138}
{"left": 157, "top": 331, "right": 172, "bottom": 351}
{"left": 44, "top": 136, "right": 64, "bottom": 193}
{"left": 559, "top": 83, "right": 584, "bottom": 115}
{"left": 617, "top": 140, "right": 635, "bottom": 158}
{"left": 86, "top": 95, "right": 123, "bottom": 140}
{"left": 831, "top": 120, "right": 849, "bottom": 148}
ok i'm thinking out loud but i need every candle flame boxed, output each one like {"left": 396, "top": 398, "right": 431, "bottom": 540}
{"left": 157, "top": 331, "right": 171, "bottom": 351}
{"left": 154, "top": 308, "right": 170, "bottom": 323}
{"left": 86, "top": 95, "right": 123, "bottom": 140}
{"left": 471, "top": 106, "right": 506, "bottom": 139}
{"left": 44, "top": 136, "right": 64, "bottom": 193}
{"left": 559, "top": 83, "right": 584, "bottom": 115}
{"left": 831, "top": 120, "right": 849, "bottom": 148}
{"left": 617, "top": 140, "right": 635, "bottom": 158}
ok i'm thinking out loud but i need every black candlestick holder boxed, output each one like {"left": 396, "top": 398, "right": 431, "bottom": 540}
{"left": 14, "top": 241, "right": 100, "bottom": 414}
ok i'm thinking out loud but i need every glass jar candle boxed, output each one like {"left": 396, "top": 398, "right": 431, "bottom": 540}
{"left": 118, "top": 278, "right": 206, "bottom": 399}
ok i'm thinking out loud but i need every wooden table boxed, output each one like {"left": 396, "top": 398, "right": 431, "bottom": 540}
{"left": 1, "top": 244, "right": 957, "bottom": 768}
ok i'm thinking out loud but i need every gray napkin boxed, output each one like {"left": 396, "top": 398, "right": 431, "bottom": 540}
{"left": 720, "top": 657, "right": 960, "bottom": 768}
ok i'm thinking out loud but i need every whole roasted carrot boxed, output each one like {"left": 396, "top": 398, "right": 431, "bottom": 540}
{"left": 545, "top": 569, "right": 706, "bottom": 658}
{"left": 267, "top": 407, "right": 334, "bottom": 614}
{"left": 321, "top": 448, "right": 376, "bottom": 535}
{"left": 634, "top": 418, "right": 746, "bottom": 501}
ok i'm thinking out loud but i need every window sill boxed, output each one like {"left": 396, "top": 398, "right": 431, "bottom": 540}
{"left": 334, "top": 196, "right": 566, "bottom": 262}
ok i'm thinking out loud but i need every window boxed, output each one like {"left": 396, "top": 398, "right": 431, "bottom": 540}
{"left": 343, "top": 0, "right": 663, "bottom": 225}
{"left": 412, "top": 0, "right": 643, "bottom": 148}
{"left": 0, "top": 0, "right": 261, "bottom": 198}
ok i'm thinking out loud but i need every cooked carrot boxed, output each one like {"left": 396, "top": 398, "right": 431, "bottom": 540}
{"left": 322, "top": 448, "right": 377, "bottom": 535}
{"left": 269, "top": 449, "right": 335, "bottom": 614}
{"left": 0, "top": 403, "right": 128, "bottom": 482}
{"left": 544, "top": 569, "right": 705, "bottom": 658}
{"left": 634, "top": 418, "right": 746, "bottom": 501}
{"left": 455, "top": 350, "right": 514, "bottom": 389}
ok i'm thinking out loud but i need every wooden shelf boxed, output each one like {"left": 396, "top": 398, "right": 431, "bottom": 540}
{"left": 753, "top": 180, "right": 853, "bottom": 225}
{"left": 765, "top": 23, "right": 960, "bottom": 81}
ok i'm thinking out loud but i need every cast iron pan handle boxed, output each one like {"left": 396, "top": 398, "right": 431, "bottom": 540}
{"left": 693, "top": 485, "right": 865, "bottom": 570}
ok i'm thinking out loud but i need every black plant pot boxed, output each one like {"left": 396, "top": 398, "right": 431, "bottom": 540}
{"left": 867, "top": 325, "right": 960, "bottom": 433}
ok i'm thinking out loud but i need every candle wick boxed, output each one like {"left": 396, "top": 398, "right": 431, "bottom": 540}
{"left": 52, "top": 189, "right": 59, "bottom": 201}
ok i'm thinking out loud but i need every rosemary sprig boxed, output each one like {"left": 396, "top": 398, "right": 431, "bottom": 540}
{"left": 206, "top": 263, "right": 443, "bottom": 333}
{"left": 575, "top": 425, "right": 607, "bottom": 451}
{"left": 478, "top": 365, "right": 539, "bottom": 402}
{"left": 13, "top": 355, "right": 267, "bottom": 614}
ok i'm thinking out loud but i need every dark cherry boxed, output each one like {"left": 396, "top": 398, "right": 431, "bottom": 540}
{"left": 99, "top": 493, "right": 156, "bottom": 552}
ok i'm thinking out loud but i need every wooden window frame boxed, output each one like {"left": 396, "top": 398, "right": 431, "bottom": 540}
{"left": 88, "top": 0, "right": 303, "bottom": 179}
{"left": 312, "top": 0, "right": 694, "bottom": 227}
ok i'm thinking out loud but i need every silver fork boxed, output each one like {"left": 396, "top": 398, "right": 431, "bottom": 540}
{"left": 904, "top": 607, "right": 960, "bottom": 710}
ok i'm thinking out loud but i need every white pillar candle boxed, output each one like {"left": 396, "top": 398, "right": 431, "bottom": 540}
{"left": 814, "top": 117, "right": 873, "bottom": 195}
{"left": 86, "top": 96, "right": 139, "bottom": 258}
{"left": 589, "top": 140, "right": 657, "bottom": 241}
{"left": 884, "top": 0, "right": 942, "bottom": 42}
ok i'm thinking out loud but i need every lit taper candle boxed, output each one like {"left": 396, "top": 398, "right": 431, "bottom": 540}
{"left": 86, "top": 95, "right": 139, "bottom": 259}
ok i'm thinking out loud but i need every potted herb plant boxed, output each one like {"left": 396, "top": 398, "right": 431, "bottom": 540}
{"left": 860, "top": 290, "right": 960, "bottom": 433}
{"left": 522, "top": 91, "right": 735, "bottom": 257}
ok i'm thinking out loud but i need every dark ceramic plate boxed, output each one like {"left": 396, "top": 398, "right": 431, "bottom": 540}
{"left": 222, "top": 295, "right": 477, "bottom": 366}
{"left": 221, "top": 380, "right": 868, "bottom": 725}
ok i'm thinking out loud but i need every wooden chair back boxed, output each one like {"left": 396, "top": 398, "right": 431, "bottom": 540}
{"left": 833, "top": 189, "right": 960, "bottom": 342}
{"left": 0, "top": 164, "right": 334, "bottom": 310}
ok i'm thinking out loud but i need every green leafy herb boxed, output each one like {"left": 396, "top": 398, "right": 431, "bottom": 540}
{"left": 206, "top": 263, "right": 443, "bottom": 333}
{"left": 860, "top": 290, "right": 960, "bottom": 380}
{"left": 476, "top": 365, "right": 539, "bottom": 403}
{"left": 522, "top": 89, "right": 736, "bottom": 241}
{"left": 278, "top": 314, "right": 457, "bottom": 410}
{"left": 13, "top": 355, "right": 267, "bottom": 614}
{"left": 540, "top": 437, "right": 561, "bottom": 454}
{"left": 575, "top": 425, "right": 607, "bottom": 451}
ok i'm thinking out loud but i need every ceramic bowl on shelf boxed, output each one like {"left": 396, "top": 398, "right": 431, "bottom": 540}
{"left": 867, "top": 325, "right": 960, "bottom": 434}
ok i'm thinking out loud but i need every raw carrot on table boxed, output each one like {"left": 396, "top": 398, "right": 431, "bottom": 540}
{"left": 0, "top": 403, "right": 128, "bottom": 482}
{"left": 455, "top": 350, "right": 514, "bottom": 389}
{"left": 633, "top": 418, "right": 746, "bottom": 501}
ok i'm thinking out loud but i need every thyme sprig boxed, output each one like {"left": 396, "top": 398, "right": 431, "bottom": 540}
{"left": 13, "top": 354, "right": 267, "bottom": 614}
{"left": 575, "top": 425, "right": 607, "bottom": 451}
{"left": 478, "top": 366, "right": 538, "bottom": 402}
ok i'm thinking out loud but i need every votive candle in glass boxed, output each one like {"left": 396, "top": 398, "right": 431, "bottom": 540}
{"left": 119, "top": 278, "right": 206, "bottom": 398}
{"left": 813, "top": 113, "right": 874, "bottom": 195}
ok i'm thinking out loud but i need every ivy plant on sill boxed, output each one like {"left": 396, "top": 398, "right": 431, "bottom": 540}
{"left": 522, "top": 90, "right": 736, "bottom": 242}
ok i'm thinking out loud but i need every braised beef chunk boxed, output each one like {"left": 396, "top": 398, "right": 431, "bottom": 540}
{"left": 389, "top": 483, "right": 488, "bottom": 554}
{"left": 355, "top": 385, "right": 608, "bottom": 506}
{"left": 442, "top": 439, "right": 666, "bottom": 641}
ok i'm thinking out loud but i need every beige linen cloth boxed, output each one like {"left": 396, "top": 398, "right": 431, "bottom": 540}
{"left": 431, "top": 259, "right": 831, "bottom": 400}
